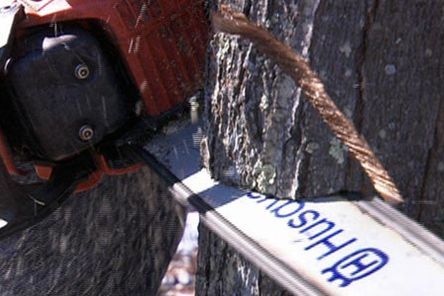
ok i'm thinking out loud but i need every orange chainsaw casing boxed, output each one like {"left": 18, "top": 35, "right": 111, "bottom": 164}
{"left": 19, "top": 0, "right": 209, "bottom": 116}
{"left": 0, "top": 0, "right": 209, "bottom": 191}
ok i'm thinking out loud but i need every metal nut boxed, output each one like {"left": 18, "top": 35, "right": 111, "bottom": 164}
{"left": 74, "top": 64, "right": 90, "bottom": 80}
{"left": 79, "top": 125, "right": 94, "bottom": 141}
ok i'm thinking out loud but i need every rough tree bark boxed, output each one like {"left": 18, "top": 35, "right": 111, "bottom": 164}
{"left": 197, "top": 0, "right": 444, "bottom": 294}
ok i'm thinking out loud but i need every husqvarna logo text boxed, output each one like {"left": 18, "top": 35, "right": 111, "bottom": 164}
{"left": 245, "top": 192, "right": 389, "bottom": 288}
{"left": 321, "top": 248, "right": 389, "bottom": 287}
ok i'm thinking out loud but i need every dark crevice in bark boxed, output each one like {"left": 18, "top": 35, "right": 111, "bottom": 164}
{"left": 297, "top": 105, "right": 310, "bottom": 198}
{"left": 258, "top": 269, "right": 264, "bottom": 295}
{"left": 294, "top": 0, "right": 322, "bottom": 198}
{"left": 417, "top": 97, "right": 443, "bottom": 221}
{"left": 281, "top": 104, "right": 304, "bottom": 198}
{"left": 244, "top": 49, "right": 263, "bottom": 145}
{"left": 346, "top": 0, "right": 379, "bottom": 194}
{"left": 233, "top": 51, "right": 247, "bottom": 107}
{"left": 354, "top": 0, "right": 379, "bottom": 135}
{"left": 244, "top": 0, "right": 252, "bottom": 16}
{"left": 264, "top": 0, "right": 275, "bottom": 21}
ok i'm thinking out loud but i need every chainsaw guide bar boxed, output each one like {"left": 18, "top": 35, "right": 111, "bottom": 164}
{"left": 141, "top": 121, "right": 444, "bottom": 296}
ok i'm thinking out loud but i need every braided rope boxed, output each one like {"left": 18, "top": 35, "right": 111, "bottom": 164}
{"left": 212, "top": 6, "right": 403, "bottom": 205}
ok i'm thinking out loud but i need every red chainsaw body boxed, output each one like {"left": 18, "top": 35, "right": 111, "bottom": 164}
{"left": 0, "top": 0, "right": 209, "bottom": 191}
{"left": 18, "top": 0, "right": 209, "bottom": 116}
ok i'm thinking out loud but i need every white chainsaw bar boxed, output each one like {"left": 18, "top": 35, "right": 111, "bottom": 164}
{"left": 142, "top": 122, "right": 444, "bottom": 296}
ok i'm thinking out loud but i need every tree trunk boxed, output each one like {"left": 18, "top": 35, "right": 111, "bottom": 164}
{"left": 197, "top": 0, "right": 444, "bottom": 294}
{"left": 0, "top": 164, "right": 186, "bottom": 296}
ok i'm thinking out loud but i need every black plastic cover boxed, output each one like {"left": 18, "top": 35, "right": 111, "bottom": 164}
{"left": 7, "top": 27, "right": 132, "bottom": 161}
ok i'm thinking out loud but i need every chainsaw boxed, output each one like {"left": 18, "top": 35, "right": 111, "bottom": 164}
{"left": 0, "top": 0, "right": 209, "bottom": 238}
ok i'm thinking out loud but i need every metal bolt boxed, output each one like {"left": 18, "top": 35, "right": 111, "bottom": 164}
{"left": 74, "top": 64, "right": 90, "bottom": 80}
{"left": 189, "top": 96, "right": 200, "bottom": 123}
{"left": 79, "top": 125, "right": 94, "bottom": 141}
